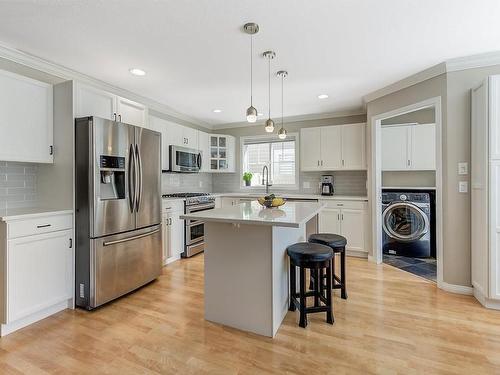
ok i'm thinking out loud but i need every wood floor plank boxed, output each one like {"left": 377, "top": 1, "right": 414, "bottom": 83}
{"left": 1, "top": 256, "right": 500, "bottom": 374}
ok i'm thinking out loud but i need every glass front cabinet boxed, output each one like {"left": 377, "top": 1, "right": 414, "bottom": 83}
{"left": 209, "top": 134, "right": 235, "bottom": 173}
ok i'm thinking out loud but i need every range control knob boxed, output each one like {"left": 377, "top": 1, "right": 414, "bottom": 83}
{"left": 399, "top": 194, "right": 407, "bottom": 201}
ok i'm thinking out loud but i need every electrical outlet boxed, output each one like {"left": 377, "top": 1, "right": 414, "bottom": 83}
{"left": 459, "top": 181, "right": 468, "bottom": 193}
{"left": 303, "top": 181, "right": 310, "bottom": 189}
{"left": 199, "top": 181, "right": 203, "bottom": 188}
{"left": 458, "top": 162, "right": 468, "bottom": 175}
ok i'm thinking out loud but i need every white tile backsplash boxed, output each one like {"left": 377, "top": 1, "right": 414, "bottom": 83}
{"left": 212, "top": 170, "right": 367, "bottom": 196}
{"left": 161, "top": 172, "right": 213, "bottom": 194}
{"left": 0, "top": 161, "right": 39, "bottom": 209}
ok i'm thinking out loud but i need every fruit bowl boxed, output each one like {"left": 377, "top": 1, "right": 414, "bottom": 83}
{"left": 257, "top": 194, "right": 286, "bottom": 208}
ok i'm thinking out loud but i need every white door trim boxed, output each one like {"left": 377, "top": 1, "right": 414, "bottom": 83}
{"left": 370, "top": 96, "right": 444, "bottom": 288}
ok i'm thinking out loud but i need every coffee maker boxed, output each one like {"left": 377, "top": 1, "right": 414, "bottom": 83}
{"left": 321, "top": 175, "right": 334, "bottom": 196}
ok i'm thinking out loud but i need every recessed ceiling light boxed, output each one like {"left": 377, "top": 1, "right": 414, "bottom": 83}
{"left": 213, "top": 109, "right": 222, "bottom": 113}
{"left": 318, "top": 94, "right": 329, "bottom": 99}
{"left": 129, "top": 68, "right": 146, "bottom": 76}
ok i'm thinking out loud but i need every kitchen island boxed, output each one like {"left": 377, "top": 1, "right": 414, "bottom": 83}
{"left": 181, "top": 201, "right": 324, "bottom": 337}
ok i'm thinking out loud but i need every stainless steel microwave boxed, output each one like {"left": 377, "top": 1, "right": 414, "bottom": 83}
{"left": 169, "top": 145, "right": 201, "bottom": 172}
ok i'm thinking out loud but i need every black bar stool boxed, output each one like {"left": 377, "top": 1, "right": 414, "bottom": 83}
{"left": 309, "top": 233, "right": 348, "bottom": 299}
{"left": 287, "top": 242, "right": 333, "bottom": 328}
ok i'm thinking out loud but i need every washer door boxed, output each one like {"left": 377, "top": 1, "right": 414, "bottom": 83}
{"left": 382, "top": 202, "right": 429, "bottom": 242}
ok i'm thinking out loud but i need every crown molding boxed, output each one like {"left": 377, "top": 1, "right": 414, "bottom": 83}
{"left": 0, "top": 42, "right": 212, "bottom": 129}
{"left": 364, "top": 50, "right": 500, "bottom": 104}
{"left": 445, "top": 50, "right": 500, "bottom": 72}
{"left": 363, "top": 63, "right": 446, "bottom": 104}
{"left": 212, "top": 108, "right": 366, "bottom": 130}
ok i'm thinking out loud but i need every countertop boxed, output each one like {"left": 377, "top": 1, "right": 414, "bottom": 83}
{"left": 212, "top": 193, "right": 368, "bottom": 201}
{"left": 180, "top": 201, "right": 325, "bottom": 228}
{"left": 163, "top": 193, "right": 368, "bottom": 202}
{"left": 0, "top": 208, "right": 73, "bottom": 222}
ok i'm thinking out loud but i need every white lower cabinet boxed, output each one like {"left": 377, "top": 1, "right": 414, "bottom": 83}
{"left": 0, "top": 212, "right": 73, "bottom": 336}
{"left": 162, "top": 200, "right": 184, "bottom": 264}
{"left": 318, "top": 200, "right": 368, "bottom": 256}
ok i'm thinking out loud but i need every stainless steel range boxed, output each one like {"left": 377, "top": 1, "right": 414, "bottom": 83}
{"left": 162, "top": 193, "right": 215, "bottom": 257}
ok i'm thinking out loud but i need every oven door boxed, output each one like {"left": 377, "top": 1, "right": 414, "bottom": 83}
{"left": 169, "top": 145, "right": 201, "bottom": 172}
{"left": 185, "top": 203, "right": 215, "bottom": 245}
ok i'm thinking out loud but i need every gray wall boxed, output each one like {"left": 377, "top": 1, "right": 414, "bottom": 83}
{"left": 382, "top": 171, "right": 436, "bottom": 188}
{"left": 212, "top": 114, "right": 368, "bottom": 196}
{"left": 0, "top": 161, "right": 38, "bottom": 209}
{"left": 381, "top": 107, "right": 435, "bottom": 125}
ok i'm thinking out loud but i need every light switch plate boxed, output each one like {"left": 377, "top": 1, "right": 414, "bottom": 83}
{"left": 458, "top": 162, "right": 468, "bottom": 175}
{"left": 199, "top": 181, "right": 203, "bottom": 188}
{"left": 303, "top": 181, "right": 310, "bottom": 189}
{"left": 459, "top": 181, "right": 468, "bottom": 193}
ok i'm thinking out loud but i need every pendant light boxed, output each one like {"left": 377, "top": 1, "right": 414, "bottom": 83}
{"left": 244, "top": 23, "right": 259, "bottom": 123}
{"left": 277, "top": 70, "right": 288, "bottom": 139}
{"left": 263, "top": 51, "right": 276, "bottom": 133}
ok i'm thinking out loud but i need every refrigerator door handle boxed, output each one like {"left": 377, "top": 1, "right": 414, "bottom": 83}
{"left": 128, "top": 143, "right": 136, "bottom": 213}
{"left": 103, "top": 228, "right": 160, "bottom": 246}
{"left": 135, "top": 143, "right": 143, "bottom": 212}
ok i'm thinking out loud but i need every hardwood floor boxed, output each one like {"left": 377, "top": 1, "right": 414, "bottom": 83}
{"left": 1, "top": 256, "right": 500, "bottom": 374}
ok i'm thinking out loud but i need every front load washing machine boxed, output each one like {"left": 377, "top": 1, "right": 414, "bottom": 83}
{"left": 382, "top": 191, "right": 431, "bottom": 258}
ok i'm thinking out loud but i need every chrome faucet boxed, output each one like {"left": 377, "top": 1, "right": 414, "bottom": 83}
{"left": 262, "top": 165, "right": 272, "bottom": 194}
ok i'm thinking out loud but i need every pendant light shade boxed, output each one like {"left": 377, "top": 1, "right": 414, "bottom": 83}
{"left": 244, "top": 23, "right": 259, "bottom": 123}
{"left": 263, "top": 50, "right": 276, "bottom": 133}
{"left": 246, "top": 106, "right": 258, "bottom": 123}
{"left": 277, "top": 70, "right": 288, "bottom": 140}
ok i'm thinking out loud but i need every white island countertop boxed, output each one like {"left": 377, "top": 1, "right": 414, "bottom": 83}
{"left": 181, "top": 201, "right": 324, "bottom": 228}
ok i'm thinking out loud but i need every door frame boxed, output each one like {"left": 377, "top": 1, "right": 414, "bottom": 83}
{"left": 369, "top": 96, "right": 443, "bottom": 286}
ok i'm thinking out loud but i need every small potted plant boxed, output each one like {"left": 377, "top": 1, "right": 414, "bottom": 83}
{"left": 243, "top": 172, "right": 253, "bottom": 187}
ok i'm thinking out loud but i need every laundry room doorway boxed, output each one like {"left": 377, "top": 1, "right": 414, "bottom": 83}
{"left": 370, "top": 97, "right": 443, "bottom": 285}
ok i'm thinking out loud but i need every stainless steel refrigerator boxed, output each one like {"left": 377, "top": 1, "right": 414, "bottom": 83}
{"left": 75, "top": 116, "right": 162, "bottom": 309}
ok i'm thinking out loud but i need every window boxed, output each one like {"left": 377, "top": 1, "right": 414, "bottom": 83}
{"left": 241, "top": 135, "right": 298, "bottom": 188}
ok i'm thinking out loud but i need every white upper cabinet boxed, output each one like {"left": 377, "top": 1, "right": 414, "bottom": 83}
{"left": 301, "top": 127, "right": 322, "bottom": 170}
{"left": 341, "top": 123, "right": 366, "bottom": 169}
{"left": 381, "top": 125, "right": 409, "bottom": 170}
{"left": 381, "top": 123, "right": 436, "bottom": 171}
{"left": 75, "top": 83, "right": 147, "bottom": 127}
{"left": 209, "top": 134, "right": 235, "bottom": 173}
{"left": 198, "top": 131, "right": 211, "bottom": 172}
{"left": 0, "top": 69, "right": 53, "bottom": 163}
{"left": 182, "top": 127, "right": 198, "bottom": 149}
{"left": 411, "top": 123, "right": 436, "bottom": 170}
{"left": 116, "top": 96, "right": 147, "bottom": 127}
{"left": 321, "top": 126, "right": 342, "bottom": 170}
{"left": 300, "top": 123, "right": 366, "bottom": 171}
{"left": 75, "top": 83, "right": 116, "bottom": 120}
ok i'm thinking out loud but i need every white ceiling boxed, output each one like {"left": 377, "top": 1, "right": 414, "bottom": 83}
{"left": 1, "top": 0, "right": 500, "bottom": 127}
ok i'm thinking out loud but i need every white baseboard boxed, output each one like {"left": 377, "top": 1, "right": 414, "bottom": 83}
{"left": 0, "top": 298, "right": 71, "bottom": 336}
{"left": 438, "top": 281, "right": 473, "bottom": 295}
{"left": 472, "top": 285, "right": 500, "bottom": 310}
{"left": 346, "top": 249, "right": 368, "bottom": 258}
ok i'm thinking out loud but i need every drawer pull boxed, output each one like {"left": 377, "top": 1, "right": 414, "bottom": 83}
{"left": 36, "top": 224, "right": 52, "bottom": 228}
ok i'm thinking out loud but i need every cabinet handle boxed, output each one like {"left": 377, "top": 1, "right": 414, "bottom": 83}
{"left": 341, "top": 214, "right": 344, "bottom": 220}
{"left": 113, "top": 113, "right": 117, "bottom": 121}
{"left": 321, "top": 160, "right": 323, "bottom": 166}
{"left": 36, "top": 224, "right": 51, "bottom": 228}
{"left": 317, "top": 160, "right": 320, "bottom": 166}
{"left": 49, "top": 145, "right": 54, "bottom": 155}
{"left": 69, "top": 238, "right": 73, "bottom": 248}
{"left": 342, "top": 159, "right": 345, "bottom": 166}
{"left": 118, "top": 114, "right": 122, "bottom": 122}
{"left": 407, "top": 159, "right": 410, "bottom": 167}
{"left": 337, "top": 213, "right": 340, "bottom": 220}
